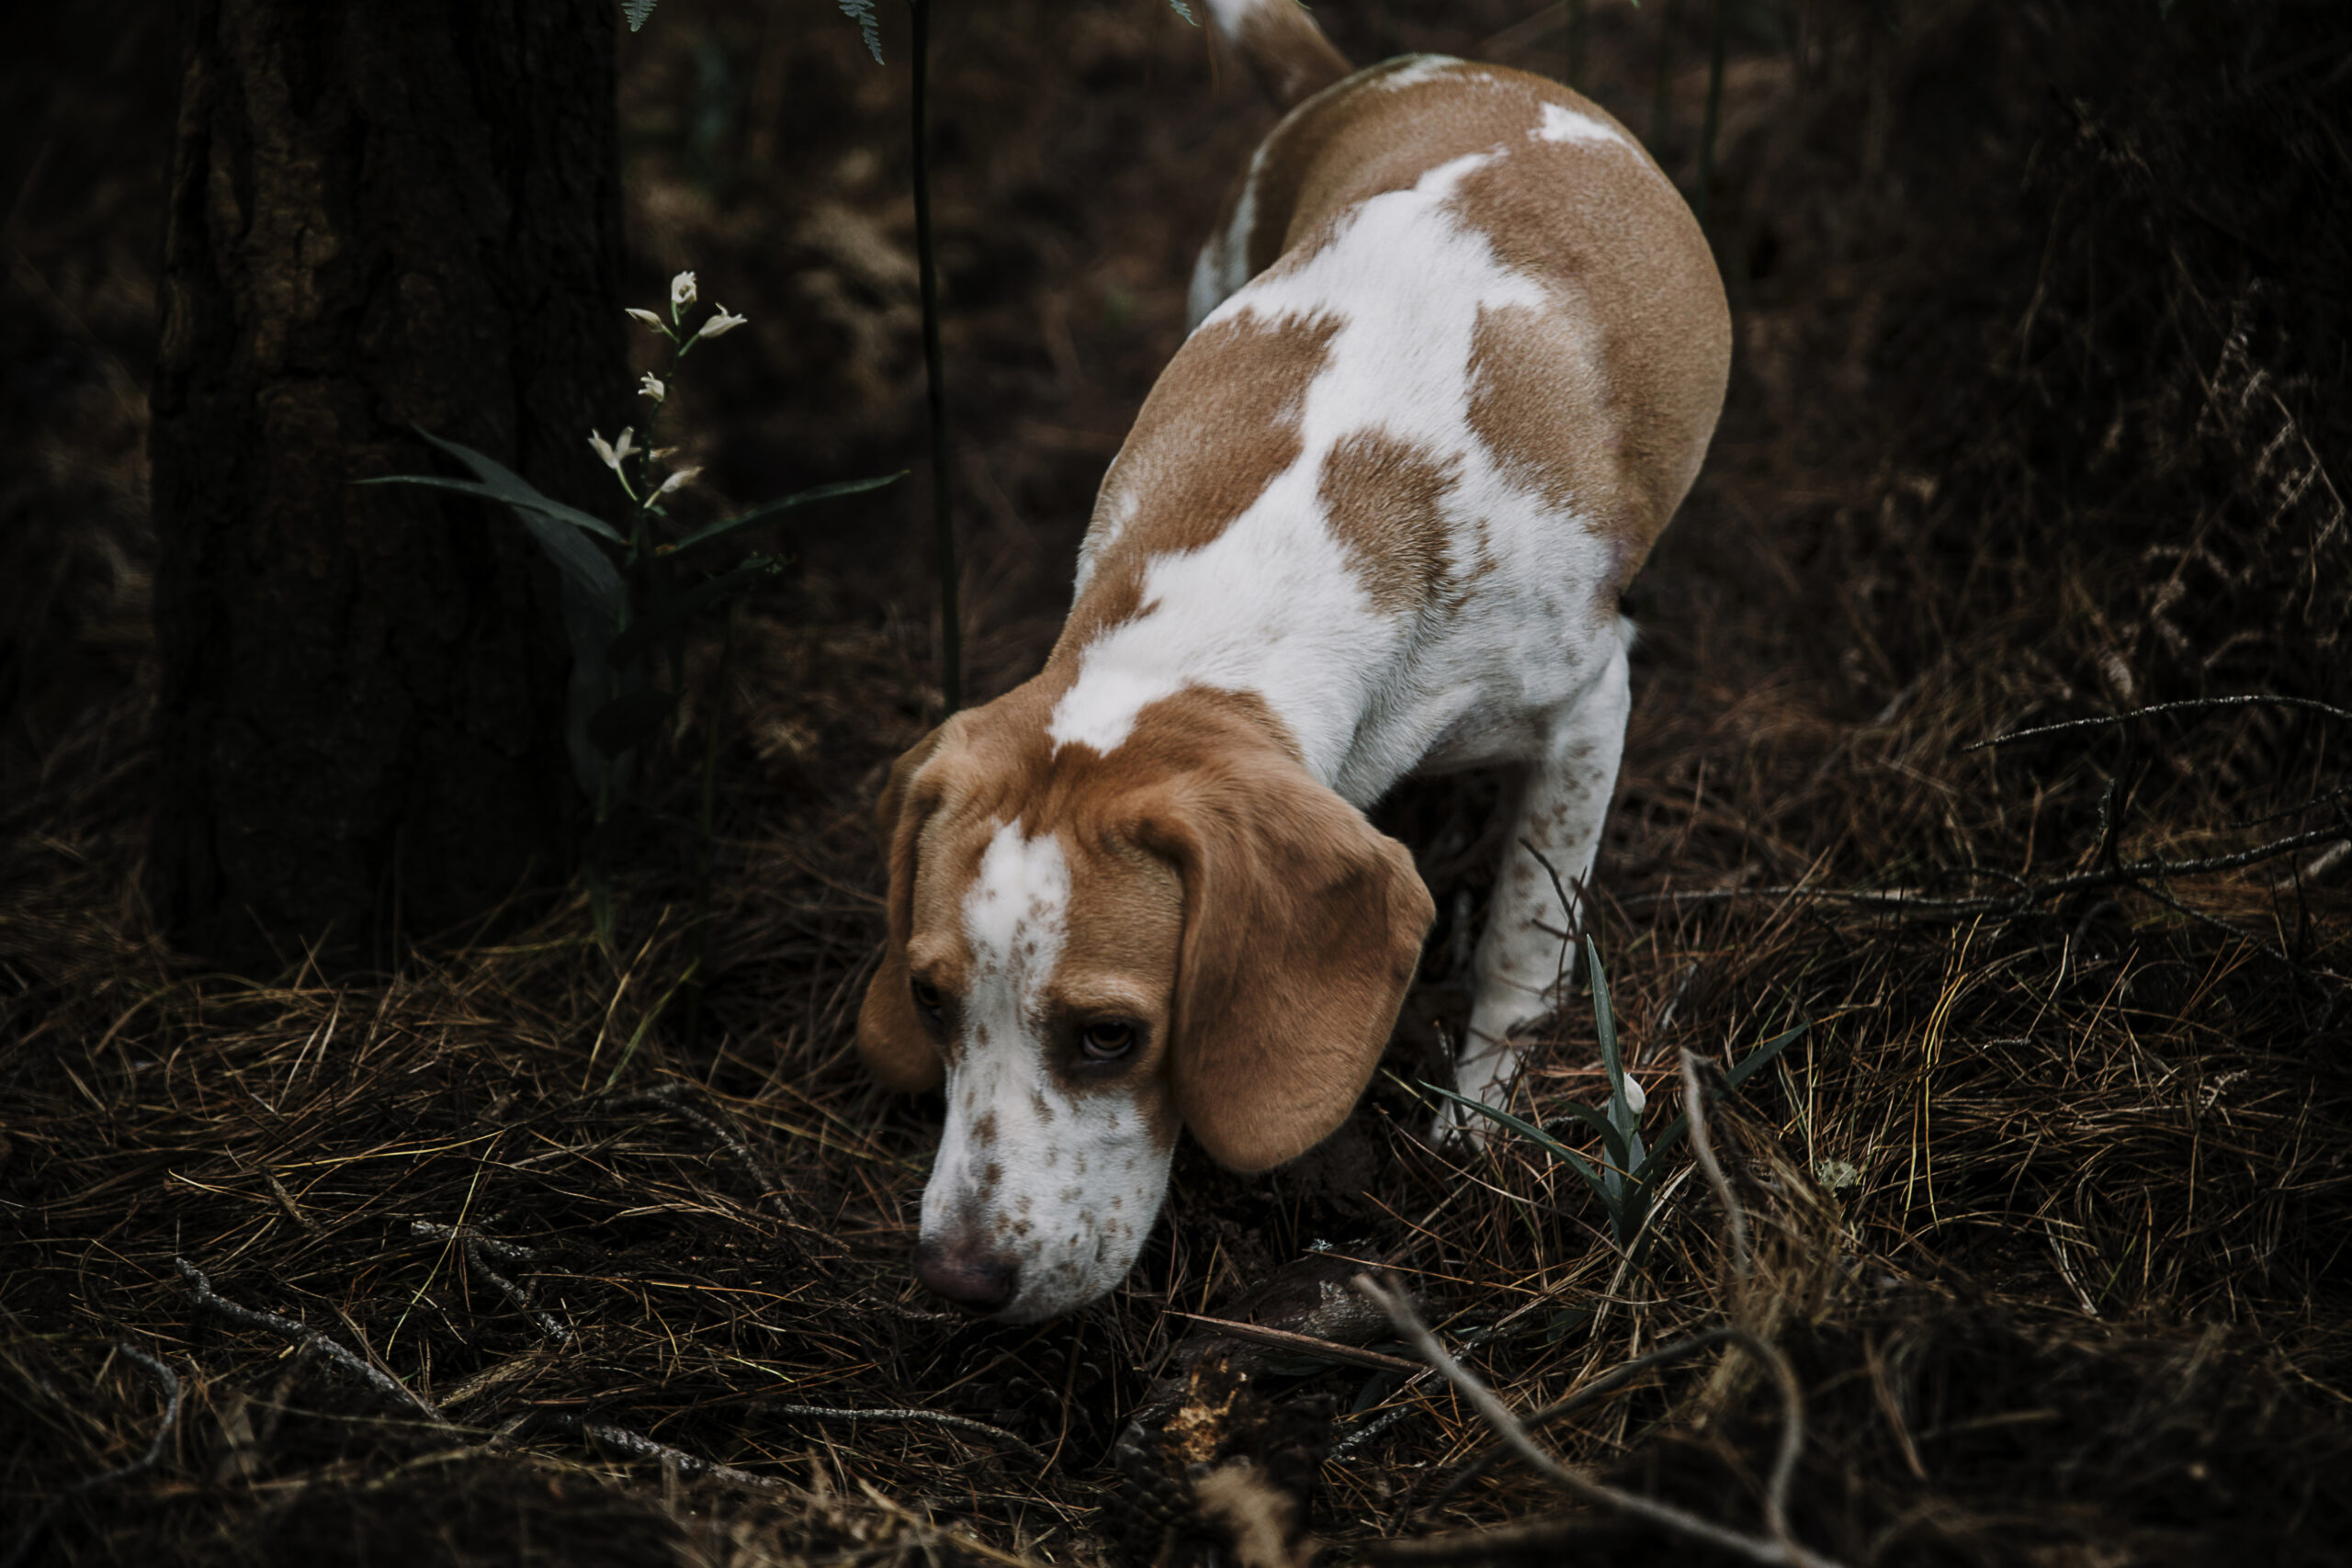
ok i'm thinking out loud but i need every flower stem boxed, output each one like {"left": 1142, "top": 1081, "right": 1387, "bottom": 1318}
{"left": 909, "top": 0, "right": 962, "bottom": 715}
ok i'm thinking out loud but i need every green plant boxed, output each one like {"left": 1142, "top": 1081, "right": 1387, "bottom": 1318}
{"left": 366, "top": 273, "right": 900, "bottom": 947}
{"left": 1428, "top": 937, "right": 1807, "bottom": 1248}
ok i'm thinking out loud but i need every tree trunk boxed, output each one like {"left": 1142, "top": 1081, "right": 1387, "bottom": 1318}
{"left": 150, "top": 0, "right": 627, "bottom": 970}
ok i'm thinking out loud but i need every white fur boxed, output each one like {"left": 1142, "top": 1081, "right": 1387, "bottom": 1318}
{"left": 1058, "top": 62, "right": 1654, "bottom": 1134}
{"left": 1055, "top": 146, "right": 1620, "bottom": 806}
{"left": 1534, "top": 99, "right": 1630, "bottom": 149}
{"left": 920, "top": 822, "right": 1174, "bottom": 1323}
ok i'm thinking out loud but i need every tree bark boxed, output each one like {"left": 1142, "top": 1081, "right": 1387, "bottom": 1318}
{"left": 150, "top": 0, "right": 628, "bottom": 969}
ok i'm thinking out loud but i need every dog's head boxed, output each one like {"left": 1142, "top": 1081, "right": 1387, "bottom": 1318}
{"left": 857, "top": 692, "right": 1432, "bottom": 1323}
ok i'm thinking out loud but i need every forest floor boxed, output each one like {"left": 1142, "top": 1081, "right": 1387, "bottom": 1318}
{"left": 5, "top": 2, "right": 2350, "bottom": 1565}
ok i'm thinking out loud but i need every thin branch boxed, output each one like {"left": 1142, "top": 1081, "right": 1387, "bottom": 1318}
{"left": 1682, "top": 1050, "right": 1751, "bottom": 1283}
{"left": 1629, "top": 823, "right": 2346, "bottom": 917}
{"left": 176, "top": 1257, "right": 441, "bottom": 1421}
{"left": 1, "top": 1346, "right": 183, "bottom": 1568}
{"left": 1968, "top": 694, "right": 2352, "bottom": 751}
{"left": 1430, "top": 1325, "right": 1752, "bottom": 1508}
{"left": 411, "top": 1221, "right": 572, "bottom": 1343}
{"left": 555, "top": 1415, "right": 786, "bottom": 1489}
{"left": 908, "top": 0, "right": 961, "bottom": 712}
{"left": 758, "top": 1402, "right": 1047, "bottom": 1464}
{"left": 1163, "top": 1313, "right": 1424, "bottom": 1375}
{"left": 1353, "top": 1274, "right": 1839, "bottom": 1568}
{"left": 1329, "top": 1400, "right": 1421, "bottom": 1461}
{"left": 612, "top": 1082, "right": 810, "bottom": 1234}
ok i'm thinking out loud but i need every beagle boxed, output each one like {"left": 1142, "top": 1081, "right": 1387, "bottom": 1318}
{"left": 860, "top": 0, "right": 1730, "bottom": 1321}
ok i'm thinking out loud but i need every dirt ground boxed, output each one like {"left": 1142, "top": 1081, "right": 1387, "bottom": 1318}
{"left": 5, "top": 2, "right": 2350, "bottom": 1565}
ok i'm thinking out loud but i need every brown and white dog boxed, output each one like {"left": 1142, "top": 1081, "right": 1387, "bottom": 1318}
{"left": 859, "top": 0, "right": 1730, "bottom": 1321}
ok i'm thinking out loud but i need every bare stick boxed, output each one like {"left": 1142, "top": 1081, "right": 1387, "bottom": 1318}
{"left": 1430, "top": 1325, "right": 1750, "bottom": 1508}
{"left": 1, "top": 1346, "right": 183, "bottom": 1568}
{"left": 177, "top": 1257, "right": 441, "bottom": 1421}
{"left": 759, "top": 1402, "right": 1047, "bottom": 1465}
{"left": 909, "top": 0, "right": 961, "bottom": 712}
{"left": 1968, "top": 694, "right": 2352, "bottom": 751}
{"left": 554, "top": 1415, "right": 786, "bottom": 1489}
{"left": 411, "top": 1221, "right": 572, "bottom": 1343}
{"left": 1629, "top": 823, "right": 2348, "bottom": 916}
{"left": 1163, "top": 1313, "right": 1424, "bottom": 1375}
{"left": 1352, "top": 1274, "right": 1838, "bottom": 1568}
{"left": 1681, "top": 1049, "right": 1752, "bottom": 1282}
{"left": 613, "top": 1082, "right": 809, "bottom": 1232}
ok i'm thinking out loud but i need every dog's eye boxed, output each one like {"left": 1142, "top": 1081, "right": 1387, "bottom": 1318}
{"left": 910, "top": 978, "right": 946, "bottom": 1023}
{"left": 1080, "top": 1021, "right": 1137, "bottom": 1061}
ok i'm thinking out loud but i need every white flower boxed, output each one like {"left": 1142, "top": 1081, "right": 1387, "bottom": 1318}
{"left": 587, "top": 427, "right": 638, "bottom": 472}
{"left": 671, "top": 270, "right": 697, "bottom": 310}
{"left": 626, "top": 308, "right": 667, "bottom": 332}
{"left": 652, "top": 467, "right": 702, "bottom": 500}
{"left": 697, "top": 306, "right": 748, "bottom": 340}
{"left": 1623, "top": 1074, "right": 1646, "bottom": 1115}
{"left": 639, "top": 373, "right": 666, "bottom": 401}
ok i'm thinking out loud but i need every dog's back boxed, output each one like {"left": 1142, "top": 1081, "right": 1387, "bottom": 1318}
{"left": 1187, "top": 5, "right": 1729, "bottom": 585}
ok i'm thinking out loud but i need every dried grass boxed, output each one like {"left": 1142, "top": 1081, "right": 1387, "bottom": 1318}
{"left": 6, "top": 2, "right": 2350, "bottom": 1565}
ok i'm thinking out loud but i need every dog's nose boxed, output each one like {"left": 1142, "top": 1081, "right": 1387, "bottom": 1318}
{"left": 913, "top": 1235, "right": 1020, "bottom": 1314}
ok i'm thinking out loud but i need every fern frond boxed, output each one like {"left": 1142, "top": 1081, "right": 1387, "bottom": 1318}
{"left": 623, "top": 0, "right": 659, "bottom": 33}
{"left": 839, "top": 0, "right": 884, "bottom": 63}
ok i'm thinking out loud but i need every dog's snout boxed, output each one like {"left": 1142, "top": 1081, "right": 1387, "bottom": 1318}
{"left": 913, "top": 1234, "right": 1021, "bottom": 1314}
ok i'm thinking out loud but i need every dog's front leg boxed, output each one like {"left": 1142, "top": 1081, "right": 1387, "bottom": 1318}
{"left": 1444, "top": 643, "right": 1633, "bottom": 1139}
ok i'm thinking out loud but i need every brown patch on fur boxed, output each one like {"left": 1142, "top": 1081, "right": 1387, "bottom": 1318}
{"left": 1120, "top": 694, "right": 1434, "bottom": 1173}
{"left": 1059, "top": 310, "right": 1341, "bottom": 653}
{"left": 858, "top": 677, "right": 1425, "bottom": 1173}
{"left": 1317, "top": 428, "right": 1462, "bottom": 614}
{"left": 1220, "top": 0, "right": 1351, "bottom": 111}
{"left": 1208, "top": 60, "right": 1729, "bottom": 592}
{"left": 1234, "top": 58, "right": 1537, "bottom": 279}
{"left": 1448, "top": 94, "right": 1730, "bottom": 583}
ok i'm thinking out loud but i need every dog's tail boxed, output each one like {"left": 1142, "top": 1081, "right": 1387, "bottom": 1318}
{"left": 1204, "top": 0, "right": 1352, "bottom": 110}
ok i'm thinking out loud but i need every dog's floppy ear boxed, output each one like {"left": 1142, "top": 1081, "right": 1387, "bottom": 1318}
{"left": 856, "top": 727, "right": 954, "bottom": 1091}
{"left": 1144, "top": 760, "right": 1434, "bottom": 1172}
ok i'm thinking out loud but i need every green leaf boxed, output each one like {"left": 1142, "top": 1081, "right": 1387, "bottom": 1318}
{"left": 1632, "top": 1115, "right": 1689, "bottom": 1184}
{"left": 1588, "top": 936, "right": 1630, "bottom": 1124}
{"left": 587, "top": 689, "right": 680, "bottom": 758}
{"left": 366, "top": 474, "right": 628, "bottom": 612}
{"left": 407, "top": 428, "right": 630, "bottom": 544}
{"left": 605, "top": 557, "right": 784, "bottom": 670}
{"left": 1167, "top": 0, "right": 1198, "bottom": 20}
{"left": 1545, "top": 1101, "right": 1629, "bottom": 1174}
{"left": 624, "top": 0, "right": 659, "bottom": 30}
{"left": 1421, "top": 1082, "right": 1613, "bottom": 1201}
{"left": 1726, "top": 1020, "right": 1810, "bottom": 1093}
{"left": 666, "top": 472, "right": 905, "bottom": 557}
{"left": 838, "top": 0, "right": 883, "bottom": 62}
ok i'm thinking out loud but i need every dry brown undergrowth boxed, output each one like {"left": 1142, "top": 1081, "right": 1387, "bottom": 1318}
{"left": 6, "top": 3, "right": 2349, "bottom": 1565}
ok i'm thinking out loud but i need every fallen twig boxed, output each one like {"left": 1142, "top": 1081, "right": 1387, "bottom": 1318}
{"left": 758, "top": 1402, "right": 1047, "bottom": 1465}
{"left": 1354, "top": 1274, "right": 1838, "bottom": 1568}
{"left": 554, "top": 1414, "right": 786, "bottom": 1489}
{"left": 1163, "top": 1312, "right": 1423, "bottom": 1376}
{"left": 176, "top": 1257, "right": 441, "bottom": 1421}
{"left": 1628, "top": 824, "right": 2346, "bottom": 918}
{"left": 411, "top": 1220, "right": 572, "bottom": 1343}
{"left": 612, "top": 1082, "right": 811, "bottom": 1234}
{"left": 0, "top": 1345, "right": 182, "bottom": 1568}
{"left": 1966, "top": 694, "right": 2352, "bottom": 751}
{"left": 1682, "top": 1049, "right": 1752, "bottom": 1283}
